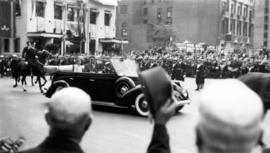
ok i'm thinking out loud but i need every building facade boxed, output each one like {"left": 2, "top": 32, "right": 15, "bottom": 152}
{"left": 254, "top": 0, "right": 269, "bottom": 49}
{"left": 0, "top": 0, "right": 16, "bottom": 54}
{"left": 116, "top": 0, "right": 255, "bottom": 52}
{"left": 0, "top": 0, "right": 117, "bottom": 55}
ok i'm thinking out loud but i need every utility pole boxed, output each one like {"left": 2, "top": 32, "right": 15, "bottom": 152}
{"left": 62, "top": 2, "right": 67, "bottom": 56}
{"left": 85, "top": 4, "right": 90, "bottom": 54}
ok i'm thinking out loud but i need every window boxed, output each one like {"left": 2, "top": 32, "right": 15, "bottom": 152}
{"left": 249, "top": 24, "right": 253, "bottom": 37}
{"left": 104, "top": 12, "right": 111, "bottom": 26}
{"left": 264, "top": 41, "right": 268, "bottom": 47}
{"left": 265, "top": 24, "right": 269, "bottom": 31}
{"left": 4, "top": 39, "right": 9, "bottom": 53}
{"left": 231, "top": 19, "right": 235, "bottom": 34}
{"left": 231, "top": 3, "right": 234, "bottom": 13}
{"left": 143, "top": 19, "right": 148, "bottom": 24}
{"left": 167, "top": 7, "right": 172, "bottom": 18}
{"left": 249, "top": 10, "right": 253, "bottom": 19}
{"left": 243, "top": 22, "right": 248, "bottom": 36}
{"left": 54, "top": 4, "right": 62, "bottom": 20}
{"left": 120, "top": 5, "right": 128, "bottom": 14}
{"left": 36, "top": 1, "right": 45, "bottom": 17}
{"left": 122, "top": 22, "right": 128, "bottom": 36}
{"left": 237, "top": 3, "right": 242, "bottom": 16}
{"left": 266, "top": 0, "right": 269, "bottom": 5}
{"left": 90, "top": 10, "right": 98, "bottom": 24}
{"left": 244, "top": 5, "right": 248, "bottom": 17}
{"left": 222, "top": 1, "right": 227, "bottom": 13}
{"left": 264, "top": 32, "right": 268, "bottom": 38}
{"left": 157, "top": 8, "right": 162, "bottom": 23}
{"left": 222, "top": 18, "right": 229, "bottom": 34}
{"left": 231, "top": 1, "right": 236, "bottom": 13}
{"left": 14, "top": 38, "right": 20, "bottom": 53}
{"left": 265, "top": 15, "right": 269, "bottom": 22}
{"left": 143, "top": 8, "right": 148, "bottom": 16}
{"left": 226, "top": 0, "right": 230, "bottom": 11}
{"left": 67, "top": 7, "right": 75, "bottom": 21}
{"left": 237, "top": 21, "right": 242, "bottom": 35}
{"left": 15, "top": 0, "right": 21, "bottom": 16}
{"left": 166, "top": 18, "right": 172, "bottom": 24}
{"left": 266, "top": 7, "right": 269, "bottom": 14}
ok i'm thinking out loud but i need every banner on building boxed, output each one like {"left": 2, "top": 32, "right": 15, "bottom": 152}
{"left": 0, "top": 1, "right": 14, "bottom": 38}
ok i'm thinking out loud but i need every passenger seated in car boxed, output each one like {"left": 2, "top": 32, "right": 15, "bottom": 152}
{"left": 83, "top": 58, "right": 96, "bottom": 73}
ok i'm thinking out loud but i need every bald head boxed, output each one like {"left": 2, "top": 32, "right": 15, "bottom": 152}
{"left": 47, "top": 87, "right": 92, "bottom": 129}
{"left": 197, "top": 79, "right": 263, "bottom": 152}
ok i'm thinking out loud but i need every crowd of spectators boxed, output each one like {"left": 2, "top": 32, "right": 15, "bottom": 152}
{"left": 1, "top": 47, "right": 270, "bottom": 79}
{"left": 129, "top": 48, "right": 270, "bottom": 78}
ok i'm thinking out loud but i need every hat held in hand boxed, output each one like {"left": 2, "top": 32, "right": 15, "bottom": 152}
{"left": 139, "top": 67, "right": 172, "bottom": 117}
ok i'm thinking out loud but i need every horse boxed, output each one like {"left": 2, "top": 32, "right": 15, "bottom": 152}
{"left": 33, "top": 50, "right": 54, "bottom": 84}
{"left": 10, "top": 51, "right": 51, "bottom": 93}
{"left": 10, "top": 57, "right": 30, "bottom": 92}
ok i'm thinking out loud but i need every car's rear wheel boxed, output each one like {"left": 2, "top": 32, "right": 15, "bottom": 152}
{"left": 135, "top": 93, "right": 149, "bottom": 117}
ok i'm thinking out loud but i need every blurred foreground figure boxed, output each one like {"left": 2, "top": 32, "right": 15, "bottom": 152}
{"left": 0, "top": 137, "right": 25, "bottom": 153}
{"left": 20, "top": 87, "right": 92, "bottom": 153}
{"left": 147, "top": 79, "right": 263, "bottom": 153}
{"left": 238, "top": 72, "right": 270, "bottom": 114}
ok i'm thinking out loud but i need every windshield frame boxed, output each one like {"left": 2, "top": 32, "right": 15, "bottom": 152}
{"left": 110, "top": 58, "right": 138, "bottom": 77}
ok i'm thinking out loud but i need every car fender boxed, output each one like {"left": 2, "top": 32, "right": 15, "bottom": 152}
{"left": 115, "top": 77, "right": 136, "bottom": 88}
{"left": 45, "top": 80, "right": 69, "bottom": 98}
{"left": 115, "top": 77, "right": 136, "bottom": 98}
{"left": 116, "top": 85, "right": 142, "bottom": 107}
{"left": 171, "top": 81, "right": 189, "bottom": 100}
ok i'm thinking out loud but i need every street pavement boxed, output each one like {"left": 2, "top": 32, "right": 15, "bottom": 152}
{"left": 0, "top": 76, "right": 270, "bottom": 153}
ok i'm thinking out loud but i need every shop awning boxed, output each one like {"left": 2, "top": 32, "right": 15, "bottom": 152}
{"left": 92, "top": 0, "right": 117, "bottom": 6}
{"left": 27, "top": 32, "right": 63, "bottom": 38}
{"left": 99, "top": 38, "right": 128, "bottom": 44}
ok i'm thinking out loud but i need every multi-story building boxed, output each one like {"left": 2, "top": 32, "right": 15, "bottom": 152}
{"left": 0, "top": 0, "right": 117, "bottom": 55}
{"left": 254, "top": 0, "right": 269, "bottom": 49}
{"left": 0, "top": 0, "right": 16, "bottom": 54}
{"left": 116, "top": 0, "right": 255, "bottom": 52}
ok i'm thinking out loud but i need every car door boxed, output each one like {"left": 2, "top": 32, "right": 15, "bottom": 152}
{"left": 92, "top": 73, "right": 118, "bottom": 102}
{"left": 91, "top": 59, "right": 118, "bottom": 102}
{"left": 69, "top": 73, "right": 97, "bottom": 100}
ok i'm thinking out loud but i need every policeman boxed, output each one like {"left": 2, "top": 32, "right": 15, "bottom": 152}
{"left": 195, "top": 60, "right": 206, "bottom": 91}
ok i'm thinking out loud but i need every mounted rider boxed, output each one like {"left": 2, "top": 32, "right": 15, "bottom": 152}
{"left": 22, "top": 41, "right": 38, "bottom": 65}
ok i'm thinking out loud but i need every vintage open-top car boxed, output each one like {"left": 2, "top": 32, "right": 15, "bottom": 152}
{"left": 45, "top": 57, "right": 190, "bottom": 116}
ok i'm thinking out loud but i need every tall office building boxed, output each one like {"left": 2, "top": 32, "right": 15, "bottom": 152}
{"left": 254, "top": 0, "right": 270, "bottom": 49}
{"left": 117, "top": 0, "right": 255, "bottom": 52}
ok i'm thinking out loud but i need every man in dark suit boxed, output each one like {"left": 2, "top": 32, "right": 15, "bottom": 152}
{"left": 22, "top": 41, "right": 31, "bottom": 59}
{"left": 195, "top": 61, "right": 206, "bottom": 91}
{"left": 20, "top": 87, "right": 93, "bottom": 153}
{"left": 147, "top": 79, "right": 263, "bottom": 153}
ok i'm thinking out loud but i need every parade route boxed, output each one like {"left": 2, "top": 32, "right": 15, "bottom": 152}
{"left": 0, "top": 77, "right": 270, "bottom": 153}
